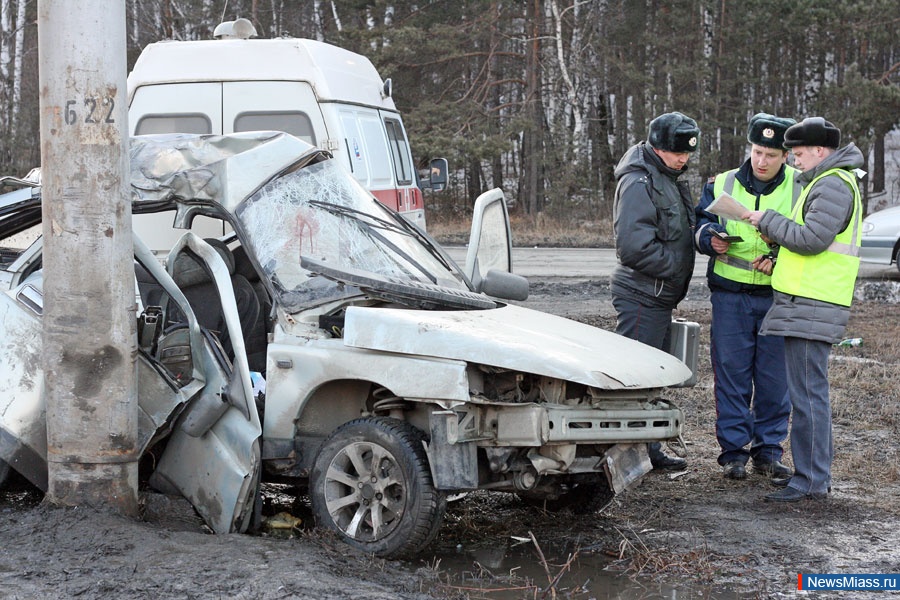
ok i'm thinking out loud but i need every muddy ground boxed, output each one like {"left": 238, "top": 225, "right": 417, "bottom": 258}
{"left": 2, "top": 278, "right": 899, "bottom": 599}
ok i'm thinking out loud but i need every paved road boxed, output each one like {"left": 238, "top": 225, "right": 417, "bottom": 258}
{"left": 445, "top": 246, "right": 899, "bottom": 281}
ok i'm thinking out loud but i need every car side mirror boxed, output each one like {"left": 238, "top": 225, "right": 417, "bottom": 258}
{"left": 479, "top": 268, "right": 529, "bottom": 301}
{"left": 420, "top": 157, "right": 448, "bottom": 192}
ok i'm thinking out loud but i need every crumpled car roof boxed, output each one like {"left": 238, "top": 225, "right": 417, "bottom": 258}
{"left": 18, "top": 131, "right": 323, "bottom": 214}
{"left": 129, "top": 131, "right": 321, "bottom": 211}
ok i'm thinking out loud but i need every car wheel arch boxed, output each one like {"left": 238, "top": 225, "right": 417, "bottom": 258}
{"left": 291, "top": 379, "right": 435, "bottom": 438}
{"left": 292, "top": 379, "right": 374, "bottom": 440}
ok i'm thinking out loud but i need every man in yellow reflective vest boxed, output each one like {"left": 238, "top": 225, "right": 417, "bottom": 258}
{"left": 744, "top": 117, "right": 864, "bottom": 502}
{"left": 695, "top": 113, "right": 797, "bottom": 482}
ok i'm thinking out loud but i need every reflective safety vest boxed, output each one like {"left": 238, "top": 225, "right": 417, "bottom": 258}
{"left": 712, "top": 166, "right": 799, "bottom": 286}
{"left": 772, "top": 168, "right": 862, "bottom": 306}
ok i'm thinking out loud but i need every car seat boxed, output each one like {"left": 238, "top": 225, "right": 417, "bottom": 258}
{"left": 231, "top": 244, "right": 270, "bottom": 373}
{"left": 169, "top": 239, "right": 260, "bottom": 365}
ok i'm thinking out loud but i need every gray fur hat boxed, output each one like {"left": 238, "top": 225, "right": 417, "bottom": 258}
{"left": 648, "top": 112, "right": 700, "bottom": 153}
{"left": 747, "top": 113, "right": 796, "bottom": 149}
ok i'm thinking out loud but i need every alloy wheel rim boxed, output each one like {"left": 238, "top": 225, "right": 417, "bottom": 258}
{"left": 323, "top": 441, "right": 406, "bottom": 541}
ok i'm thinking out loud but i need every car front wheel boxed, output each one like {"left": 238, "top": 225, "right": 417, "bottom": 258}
{"left": 310, "top": 417, "right": 446, "bottom": 558}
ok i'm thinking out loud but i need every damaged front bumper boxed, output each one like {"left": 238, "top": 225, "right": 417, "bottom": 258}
{"left": 438, "top": 398, "right": 683, "bottom": 446}
{"left": 425, "top": 399, "right": 683, "bottom": 493}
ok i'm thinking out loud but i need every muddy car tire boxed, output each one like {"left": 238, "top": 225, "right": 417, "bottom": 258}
{"left": 518, "top": 475, "right": 614, "bottom": 514}
{"left": 310, "top": 417, "right": 446, "bottom": 558}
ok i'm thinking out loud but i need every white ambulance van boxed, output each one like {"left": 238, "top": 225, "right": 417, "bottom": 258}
{"left": 127, "top": 19, "right": 445, "bottom": 248}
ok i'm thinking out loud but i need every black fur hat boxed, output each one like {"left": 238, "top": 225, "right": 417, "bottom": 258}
{"left": 747, "top": 113, "right": 796, "bottom": 149}
{"left": 648, "top": 112, "right": 700, "bottom": 153}
{"left": 783, "top": 117, "right": 841, "bottom": 149}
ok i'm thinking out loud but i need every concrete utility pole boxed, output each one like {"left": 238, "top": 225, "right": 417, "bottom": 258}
{"left": 38, "top": 0, "right": 138, "bottom": 514}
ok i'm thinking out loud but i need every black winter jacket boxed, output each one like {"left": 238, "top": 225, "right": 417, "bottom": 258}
{"left": 611, "top": 142, "right": 696, "bottom": 309}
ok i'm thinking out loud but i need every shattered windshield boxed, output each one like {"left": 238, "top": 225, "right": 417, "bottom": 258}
{"left": 236, "top": 159, "right": 466, "bottom": 312}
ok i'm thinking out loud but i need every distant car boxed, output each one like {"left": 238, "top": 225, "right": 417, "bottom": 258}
{"left": 861, "top": 204, "right": 900, "bottom": 272}
{"left": 0, "top": 132, "right": 689, "bottom": 558}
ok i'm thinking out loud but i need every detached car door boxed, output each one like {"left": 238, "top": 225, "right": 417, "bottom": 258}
{"left": 0, "top": 191, "right": 260, "bottom": 533}
{"left": 142, "top": 233, "right": 262, "bottom": 534}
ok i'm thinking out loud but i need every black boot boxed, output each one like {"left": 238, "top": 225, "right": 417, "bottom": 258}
{"left": 648, "top": 442, "right": 687, "bottom": 470}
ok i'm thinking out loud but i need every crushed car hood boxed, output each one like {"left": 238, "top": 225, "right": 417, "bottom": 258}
{"left": 342, "top": 304, "right": 691, "bottom": 389}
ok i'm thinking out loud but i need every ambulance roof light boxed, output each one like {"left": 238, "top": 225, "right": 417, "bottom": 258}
{"left": 213, "top": 18, "right": 258, "bottom": 40}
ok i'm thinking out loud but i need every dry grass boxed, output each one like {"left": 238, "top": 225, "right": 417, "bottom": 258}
{"left": 610, "top": 527, "right": 760, "bottom": 585}
{"left": 827, "top": 303, "right": 900, "bottom": 485}
{"left": 664, "top": 301, "right": 900, "bottom": 497}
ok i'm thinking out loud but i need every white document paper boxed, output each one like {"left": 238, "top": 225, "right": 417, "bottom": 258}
{"left": 706, "top": 193, "right": 748, "bottom": 221}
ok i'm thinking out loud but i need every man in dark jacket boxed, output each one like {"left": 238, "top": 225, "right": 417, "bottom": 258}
{"left": 744, "top": 117, "right": 864, "bottom": 502}
{"left": 695, "top": 113, "right": 797, "bottom": 481}
{"left": 612, "top": 111, "right": 699, "bottom": 470}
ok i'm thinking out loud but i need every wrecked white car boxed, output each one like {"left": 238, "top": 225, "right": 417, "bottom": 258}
{"left": 0, "top": 132, "right": 688, "bottom": 558}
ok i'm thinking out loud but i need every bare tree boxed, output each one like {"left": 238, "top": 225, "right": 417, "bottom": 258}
{"left": 519, "top": 0, "right": 543, "bottom": 215}
{"left": 1, "top": 0, "right": 11, "bottom": 134}
{"left": 10, "top": 0, "right": 25, "bottom": 136}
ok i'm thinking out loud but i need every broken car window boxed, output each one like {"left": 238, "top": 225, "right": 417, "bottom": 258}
{"left": 236, "top": 159, "right": 467, "bottom": 312}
